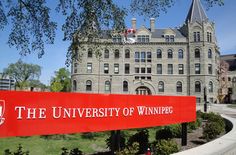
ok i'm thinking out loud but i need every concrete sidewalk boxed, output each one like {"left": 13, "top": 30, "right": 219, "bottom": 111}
{"left": 173, "top": 104, "right": 236, "bottom": 155}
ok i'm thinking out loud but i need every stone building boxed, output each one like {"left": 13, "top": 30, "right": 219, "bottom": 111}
{"left": 71, "top": 0, "right": 220, "bottom": 104}
{"left": 0, "top": 73, "right": 15, "bottom": 90}
{"left": 220, "top": 54, "right": 236, "bottom": 103}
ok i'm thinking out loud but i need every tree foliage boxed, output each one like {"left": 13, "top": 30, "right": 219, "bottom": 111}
{"left": 50, "top": 67, "right": 71, "bottom": 92}
{"left": 3, "top": 59, "right": 41, "bottom": 90}
{"left": 0, "top": 0, "right": 224, "bottom": 63}
{"left": 131, "top": 0, "right": 224, "bottom": 18}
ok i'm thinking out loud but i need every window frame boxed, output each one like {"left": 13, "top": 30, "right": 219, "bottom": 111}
{"left": 168, "top": 64, "right": 173, "bottom": 74}
{"left": 176, "top": 81, "right": 182, "bottom": 92}
{"left": 125, "top": 64, "right": 130, "bottom": 74}
{"left": 157, "top": 64, "right": 162, "bottom": 74}
{"left": 87, "top": 63, "right": 92, "bottom": 73}
{"left": 167, "top": 49, "right": 173, "bottom": 59}
{"left": 114, "top": 49, "right": 120, "bottom": 59}
{"left": 195, "top": 81, "right": 201, "bottom": 92}
{"left": 86, "top": 80, "right": 92, "bottom": 91}
{"left": 178, "top": 49, "right": 184, "bottom": 59}
{"left": 114, "top": 64, "right": 119, "bottom": 74}
{"left": 195, "top": 63, "right": 201, "bottom": 74}
{"left": 157, "top": 49, "right": 162, "bottom": 58}
{"left": 125, "top": 49, "right": 130, "bottom": 59}
{"left": 104, "top": 63, "right": 109, "bottom": 74}
{"left": 158, "top": 81, "right": 164, "bottom": 92}
{"left": 123, "top": 81, "right": 128, "bottom": 92}
{"left": 178, "top": 64, "right": 184, "bottom": 74}
{"left": 104, "top": 49, "right": 109, "bottom": 58}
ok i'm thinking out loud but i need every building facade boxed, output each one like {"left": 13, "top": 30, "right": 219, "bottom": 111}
{"left": 220, "top": 54, "right": 236, "bottom": 103}
{"left": 71, "top": 0, "right": 220, "bottom": 104}
{"left": 0, "top": 73, "right": 15, "bottom": 90}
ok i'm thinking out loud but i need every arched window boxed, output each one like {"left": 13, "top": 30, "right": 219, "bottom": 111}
{"left": 195, "top": 81, "right": 201, "bottom": 92}
{"left": 125, "top": 49, "right": 130, "bottom": 58}
{"left": 105, "top": 81, "right": 111, "bottom": 92}
{"left": 176, "top": 81, "right": 182, "bottom": 92}
{"left": 158, "top": 81, "right": 164, "bottom": 92}
{"left": 208, "top": 49, "right": 212, "bottom": 58}
{"left": 157, "top": 49, "right": 162, "bottom": 58}
{"left": 73, "top": 80, "right": 77, "bottom": 92}
{"left": 114, "top": 49, "right": 119, "bottom": 58}
{"left": 88, "top": 48, "right": 93, "bottom": 58}
{"left": 178, "top": 49, "right": 184, "bottom": 59}
{"left": 233, "top": 77, "right": 236, "bottom": 82}
{"left": 167, "top": 49, "right": 173, "bottom": 58}
{"left": 86, "top": 80, "right": 92, "bottom": 91}
{"left": 123, "top": 81, "right": 128, "bottom": 92}
{"left": 104, "top": 49, "right": 109, "bottom": 58}
{"left": 209, "top": 81, "right": 213, "bottom": 93}
{"left": 195, "top": 49, "right": 200, "bottom": 58}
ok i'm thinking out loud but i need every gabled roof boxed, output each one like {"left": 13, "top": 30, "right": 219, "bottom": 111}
{"left": 185, "top": 0, "right": 208, "bottom": 23}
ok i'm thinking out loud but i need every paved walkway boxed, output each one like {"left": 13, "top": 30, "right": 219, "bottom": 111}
{"left": 173, "top": 104, "right": 236, "bottom": 155}
{"left": 209, "top": 104, "right": 236, "bottom": 118}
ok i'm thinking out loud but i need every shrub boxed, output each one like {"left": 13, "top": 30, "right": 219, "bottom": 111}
{"left": 203, "top": 122, "right": 224, "bottom": 141}
{"left": 127, "top": 129, "right": 149, "bottom": 154}
{"left": 188, "top": 117, "right": 202, "bottom": 132}
{"left": 155, "top": 124, "right": 181, "bottom": 140}
{"left": 152, "top": 139, "right": 179, "bottom": 155}
{"left": 106, "top": 131, "right": 126, "bottom": 152}
{"left": 116, "top": 142, "right": 139, "bottom": 155}
{"left": 61, "top": 147, "right": 83, "bottom": 155}
{"left": 4, "top": 144, "right": 29, "bottom": 155}
{"left": 201, "top": 112, "right": 225, "bottom": 141}
{"left": 155, "top": 127, "right": 172, "bottom": 140}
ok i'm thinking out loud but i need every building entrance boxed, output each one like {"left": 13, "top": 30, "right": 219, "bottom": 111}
{"left": 135, "top": 86, "right": 152, "bottom": 95}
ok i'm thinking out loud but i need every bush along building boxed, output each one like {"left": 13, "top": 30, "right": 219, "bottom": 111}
{"left": 71, "top": 0, "right": 220, "bottom": 104}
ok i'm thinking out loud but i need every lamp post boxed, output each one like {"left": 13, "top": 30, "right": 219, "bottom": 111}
{"left": 204, "top": 87, "right": 208, "bottom": 112}
{"left": 109, "top": 75, "right": 115, "bottom": 154}
{"left": 110, "top": 75, "right": 112, "bottom": 93}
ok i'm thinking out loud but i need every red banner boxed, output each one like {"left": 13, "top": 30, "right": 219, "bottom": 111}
{"left": 0, "top": 91, "right": 196, "bottom": 138}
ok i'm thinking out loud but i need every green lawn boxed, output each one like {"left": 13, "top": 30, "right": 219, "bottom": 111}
{"left": 0, "top": 128, "right": 159, "bottom": 155}
{"left": 0, "top": 133, "right": 109, "bottom": 155}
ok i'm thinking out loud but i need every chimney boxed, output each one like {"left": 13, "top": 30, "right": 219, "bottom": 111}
{"left": 131, "top": 18, "right": 136, "bottom": 30}
{"left": 150, "top": 18, "right": 155, "bottom": 32}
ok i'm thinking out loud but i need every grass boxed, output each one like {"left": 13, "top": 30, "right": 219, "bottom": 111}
{"left": 227, "top": 104, "right": 236, "bottom": 109}
{"left": 0, "top": 128, "right": 160, "bottom": 155}
{"left": 0, "top": 133, "right": 109, "bottom": 155}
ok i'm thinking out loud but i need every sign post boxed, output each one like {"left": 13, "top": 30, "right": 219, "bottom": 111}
{"left": 181, "top": 123, "right": 187, "bottom": 146}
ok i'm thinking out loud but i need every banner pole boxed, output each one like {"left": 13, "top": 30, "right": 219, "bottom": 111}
{"left": 181, "top": 123, "right": 187, "bottom": 146}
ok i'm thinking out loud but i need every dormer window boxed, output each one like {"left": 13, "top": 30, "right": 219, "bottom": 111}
{"left": 165, "top": 35, "right": 175, "bottom": 42}
{"left": 137, "top": 35, "right": 149, "bottom": 43}
{"left": 112, "top": 35, "right": 122, "bottom": 43}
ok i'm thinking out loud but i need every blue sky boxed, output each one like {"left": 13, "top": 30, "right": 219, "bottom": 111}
{"left": 0, "top": 0, "right": 235, "bottom": 85}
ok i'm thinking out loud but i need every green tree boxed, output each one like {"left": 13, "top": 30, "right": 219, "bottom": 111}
{"left": 3, "top": 59, "right": 41, "bottom": 90}
{"left": 0, "top": 0, "right": 223, "bottom": 63}
{"left": 50, "top": 68, "right": 71, "bottom": 92}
